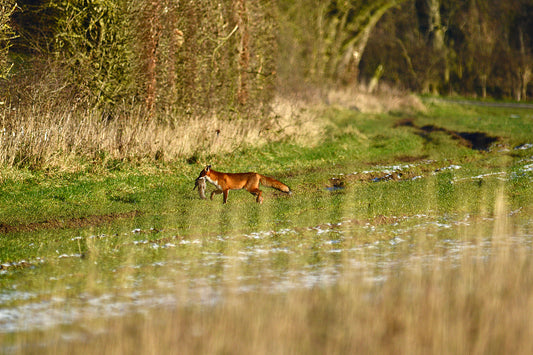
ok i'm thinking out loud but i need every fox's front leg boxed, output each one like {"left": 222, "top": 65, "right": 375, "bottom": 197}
{"left": 223, "top": 190, "right": 229, "bottom": 204}
{"left": 211, "top": 190, "right": 222, "bottom": 201}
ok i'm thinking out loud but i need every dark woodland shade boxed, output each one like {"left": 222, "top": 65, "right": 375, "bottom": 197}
{"left": 1, "top": 0, "right": 532, "bottom": 114}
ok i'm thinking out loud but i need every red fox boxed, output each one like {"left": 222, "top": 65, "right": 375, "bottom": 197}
{"left": 195, "top": 165, "right": 291, "bottom": 204}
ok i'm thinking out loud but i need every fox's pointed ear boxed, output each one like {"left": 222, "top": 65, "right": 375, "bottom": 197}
{"left": 206, "top": 165, "right": 211, "bottom": 171}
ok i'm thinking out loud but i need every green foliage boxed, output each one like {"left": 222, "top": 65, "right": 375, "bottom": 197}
{"left": 47, "top": 0, "right": 137, "bottom": 107}
{"left": 0, "top": 0, "right": 16, "bottom": 79}
{"left": 4, "top": 0, "right": 277, "bottom": 115}
{"left": 2, "top": 0, "right": 532, "bottom": 116}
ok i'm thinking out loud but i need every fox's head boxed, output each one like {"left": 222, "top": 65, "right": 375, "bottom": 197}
{"left": 197, "top": 165, "right": 211, "bottom": 179}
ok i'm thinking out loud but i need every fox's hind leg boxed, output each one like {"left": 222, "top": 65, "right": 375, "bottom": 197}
{"left": 211, "top": 189, "right": 229, "bottom": 204}
{"left": 249, "top": 189, "right": 263, "bottom": 204}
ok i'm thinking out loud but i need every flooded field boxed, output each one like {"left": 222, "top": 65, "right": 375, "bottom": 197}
{"left": 1, "top": 103, "right": 532, "bottom": 353}
{"left": 1, "top": 185, "right": 532, "bottom": 347}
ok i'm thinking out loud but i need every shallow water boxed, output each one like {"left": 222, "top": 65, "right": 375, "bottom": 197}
{"left": 1, "top": 210, "right": 532, "bottom": 337}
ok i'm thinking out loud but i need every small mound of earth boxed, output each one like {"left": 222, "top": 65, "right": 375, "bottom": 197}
{"left": 326, "top": 158, "right": 462, "bottom": 189}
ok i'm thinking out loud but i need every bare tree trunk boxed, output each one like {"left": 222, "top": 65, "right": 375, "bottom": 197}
{"left": 338, "top": 3, "right": 395, "bottom": 83}
{"left": 235, "top": 0, "right": 250, "bottom": 106}
{"left": 518, "top": 28, "right": 531, "bottom": 102}
{"left": 521, "top": 68, "right": 531, "bottom": 101}
{"left": 144, "top": 1, "right": 161, "bottom": 118}
{"left": 415, "top": 0, "right": 448, "bottom": 91}
{"left": 331, "top": 0, "right": 403, "bottom": 84}
{"left": 428, "top": 0, "right": 444, "bottom": 51}
{"left": 416, "top": 0, "right": 444, "bottom": 50}
{"left": 480, "top": 74, "right": 487, "bottom": 99}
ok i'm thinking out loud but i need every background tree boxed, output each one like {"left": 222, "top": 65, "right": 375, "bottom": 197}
{"left": 462, "top": 0, "right": 497, "bottom": 98}
{"left": 1, "top": 0, "right": 532, "bottom": 117}
{"left": 277, "top": 0, "right": 406, "bottom": 90}
{"left": 414, "top": 0, "right": 448, "bottom": 93}
{"left": 326, "top": 0, "right": 406, "bottom": 84}
{"left": 509, "top": 1, "right": 533, "bottom": 101}
{"left": 361, "top": 0, "right": 532, "bottom": 100}
{"left": 0, "top": 0, "right": 16, "bottom": 80}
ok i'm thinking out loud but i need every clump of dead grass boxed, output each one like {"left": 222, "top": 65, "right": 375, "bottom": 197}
{"left": 0, "top": 97, "right": 326, "bottom": 171}
{"left": 325, "top": 85, "right": 426, "bottom": 113}
{"left": 0, "top": 84, "right": 424, "bottom": 172}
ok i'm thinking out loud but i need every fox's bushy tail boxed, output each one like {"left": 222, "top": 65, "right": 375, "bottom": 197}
{"left": 260, "top": 175, "right": 291, "bottom": 194}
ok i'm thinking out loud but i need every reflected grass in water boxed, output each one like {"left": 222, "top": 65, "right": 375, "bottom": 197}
{"left": 3, "top": 210, "right": 533, "bottom": 354}
{"left": 2, "top": 184, "right": 533, "bottom": 354}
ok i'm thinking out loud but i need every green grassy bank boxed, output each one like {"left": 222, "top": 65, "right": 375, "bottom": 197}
{"left": 1, "top": 99, "right": 532, "bottom": 260}
{"left": 1, "top": 100, "right": 532, "bottom": 221}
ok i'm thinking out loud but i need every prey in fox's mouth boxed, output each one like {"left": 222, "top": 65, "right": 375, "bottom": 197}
{"left": 193, "top": 176, "right": 207, "bottom": 200}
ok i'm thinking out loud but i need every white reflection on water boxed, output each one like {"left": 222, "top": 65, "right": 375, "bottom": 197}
{"left": 1, "top": 212, "right": 532, "bottom": 336}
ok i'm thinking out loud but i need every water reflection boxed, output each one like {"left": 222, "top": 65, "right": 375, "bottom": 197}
{"left": 1, "top": 212, "right": 532, "bottom": 335}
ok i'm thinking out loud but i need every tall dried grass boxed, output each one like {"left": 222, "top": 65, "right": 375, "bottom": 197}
{"left": 324, "top": 84, "right": 427, "bottom": 113}
{"left": 0, "top": 84, "right": 427, "bottom": 172}
{"left": 0, "top": 97, "right": 326, "bottom": 171}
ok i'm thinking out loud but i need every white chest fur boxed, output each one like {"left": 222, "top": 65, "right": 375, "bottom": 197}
{"left": 206, "top": 176, "right": 222, "bottom": 190}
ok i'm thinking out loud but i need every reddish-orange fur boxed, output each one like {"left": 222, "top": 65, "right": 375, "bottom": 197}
{"left": 195, "top": 165, "right": 291, "bottom": 204}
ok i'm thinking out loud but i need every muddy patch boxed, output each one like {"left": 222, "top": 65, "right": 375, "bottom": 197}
{"left": 328, "top": 170, "right": 413, "bottom": 187}
{"left": 396, "top": 118, "right": 499, "bottom": 151}
{"left": 327, "top": 159, "right": 447, "bottom": 187}
{"left": 0, "top": 211, "right": 143, "bottom": 234}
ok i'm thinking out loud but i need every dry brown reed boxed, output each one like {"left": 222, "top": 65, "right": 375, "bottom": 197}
{"left": 0, "top": 84, "right": 426, "bottom": 172}
{"left": 0, "top": 97, "right": 326, "bottom": 171}
{"left": 324, "top": 84, "right": 427, "bottom": 113}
